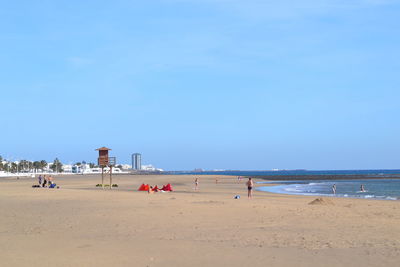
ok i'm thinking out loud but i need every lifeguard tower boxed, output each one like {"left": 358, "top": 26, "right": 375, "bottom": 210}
{"left": 96, "top": 147, "right": 116, "bottom": 189}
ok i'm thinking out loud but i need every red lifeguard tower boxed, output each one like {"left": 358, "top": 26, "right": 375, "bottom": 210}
{"left": 96, "top": 147, "right": 116, "bottom": 189}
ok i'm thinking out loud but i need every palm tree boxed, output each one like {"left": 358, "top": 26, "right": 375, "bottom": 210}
{"left": 40, "top": 160, "right": 47, "bottom": 172}
{"left": 33, "top": 161, "right": 41, "bottom": 172}
{"left": 0, "top": 156, "right": 3, "bottom": 171}
{"left": 11, "top": 162, "right": 18, "bottom": 173}
{"left": 51, "top": 158, "right": 63, "bottom": 173}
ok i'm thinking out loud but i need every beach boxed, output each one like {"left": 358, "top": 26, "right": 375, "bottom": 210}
{"left": 1, "top": 174, "right": 399, "bottom": 267}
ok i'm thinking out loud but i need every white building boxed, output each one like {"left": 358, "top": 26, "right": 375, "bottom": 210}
{"left": 63, "top": 164, "right": 73, "bottom": 173}
{"left": 141, "top": 164, "right": 164, "bottom": 172}
{"left": 72, "top": 163, "right": 125, "bottom": 174}
{"left": 119, "top": 164, "right": 132, "bottom": 170}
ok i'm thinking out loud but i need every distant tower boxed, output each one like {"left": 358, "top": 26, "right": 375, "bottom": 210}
{"left": 132, "top": 153, "right": 142, "bottom": 170}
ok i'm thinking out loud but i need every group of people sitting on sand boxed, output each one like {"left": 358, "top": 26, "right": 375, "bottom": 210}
{"left": 37, "top": 175, "right": 57, "bottom": 188}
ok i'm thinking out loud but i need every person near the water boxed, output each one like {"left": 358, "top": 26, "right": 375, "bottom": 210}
{"left": 246, "top": 178, "right": 254, "bottom": 199}
{"left": 332, "top": 184, "right": 336, "bottom": 195}
{"left": 194, "top": 178, "right": 199, "bottom": 190}
{"left": 360, "top": 184, "right": 365, "bottom": 192}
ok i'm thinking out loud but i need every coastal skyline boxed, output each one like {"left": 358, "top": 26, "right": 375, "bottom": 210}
{"left": 2, "top": 0, "right": 400, "bottom": 170}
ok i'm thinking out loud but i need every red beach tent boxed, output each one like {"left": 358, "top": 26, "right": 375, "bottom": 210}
{"left": 162, "top": 184, "right": 173, "bottom": 191}
{"left": 138, "top": 184, "right": 150, "bottom": 191}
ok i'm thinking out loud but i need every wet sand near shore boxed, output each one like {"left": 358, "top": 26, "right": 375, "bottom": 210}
{"left": 1, "top": 174, "right": 399, "bottom": 267}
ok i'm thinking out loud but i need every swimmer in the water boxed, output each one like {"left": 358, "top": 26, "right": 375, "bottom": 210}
{"left": 360, "top": 184, "right": 365, "bottom": 192}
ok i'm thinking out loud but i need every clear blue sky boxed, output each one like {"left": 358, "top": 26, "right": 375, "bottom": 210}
{"left": 1, "top": 0, "right": 399, "bottom": 170}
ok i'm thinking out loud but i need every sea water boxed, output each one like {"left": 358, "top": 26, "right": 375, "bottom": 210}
{"left": 257, "top": 179, "right": 400, "bottom": 200}
{"left": 168, "top": 169, "right": 400, "bottom": 176}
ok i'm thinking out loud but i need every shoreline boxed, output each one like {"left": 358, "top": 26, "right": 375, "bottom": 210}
{"left": 256, "top": 188, "right": 399, "bottom": 202}
{"left": 256, "top": 178, "right": 400, "bottom": 201}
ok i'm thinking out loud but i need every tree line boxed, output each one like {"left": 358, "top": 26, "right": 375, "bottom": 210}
{"left": 0, "top": 156, "right": 63, "bottom": 173}
{"left": 1, "top": 156, "right": 125, "bottom": 173}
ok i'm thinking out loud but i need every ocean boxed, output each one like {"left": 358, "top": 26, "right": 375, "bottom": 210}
{"left": 257, "top": 179, "right": 400, "bottom": 200}
{"left": 167, "top": 169, "right": 400, "bottom": 176}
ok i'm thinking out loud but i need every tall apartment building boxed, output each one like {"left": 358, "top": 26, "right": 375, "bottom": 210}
{"left": 131, "top": 153, "right": 142, "bottom": 170}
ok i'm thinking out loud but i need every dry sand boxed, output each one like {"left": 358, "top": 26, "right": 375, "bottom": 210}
{"left": 1, "top": 174, "right": 399, "bottom": 267}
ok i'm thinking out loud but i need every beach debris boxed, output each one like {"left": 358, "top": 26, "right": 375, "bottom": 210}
{"left": 234, "top": 195, "right": 241, "bottom": 199}
{"left": 308, "top": 198, "right": 334, "bottom": 205}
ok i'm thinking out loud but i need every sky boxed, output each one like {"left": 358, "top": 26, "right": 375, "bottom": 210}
{"left": 1, "top": 0, "right": 400, "bottom": 170}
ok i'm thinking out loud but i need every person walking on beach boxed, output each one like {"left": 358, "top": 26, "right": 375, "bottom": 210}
{"left": 38, "top": 175, "right": 42, "bottom": 187}
{"left": 332, "top": 184, "right": 336, "bottom": 195}
{"left": 194, "top": 178, "right": 199, "bottom": 190}
{"left": 246, "top": 178, "right": 254, "bottom": 199}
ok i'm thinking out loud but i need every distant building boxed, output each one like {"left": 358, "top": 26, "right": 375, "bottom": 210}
{"left": 63, "top": 164, "right": 73, "bottom": 173}
{"left": 72, "top": 163, "right": 124, "bottom": 174}
{"left": 119, "top": 164, "right": 132, "bottom": 170}
{"left": 141, "top": 164, "right": 164, "bottom": 172}
{"left": 132, "top": 153, "right": 142, "bottom": 170}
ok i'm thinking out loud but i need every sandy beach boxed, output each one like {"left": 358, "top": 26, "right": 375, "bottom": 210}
{"left": 1, "top": 174, "right": 399, "bottom": 267}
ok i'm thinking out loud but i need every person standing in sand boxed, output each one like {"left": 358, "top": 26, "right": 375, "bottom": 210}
{"left": 38, "top": 175, "right": 42, "bottom": 186}
{"left": 246, "top": 178, "right": 254, "bottom": 199}
{"left": 332, "top": 184, "right": 336, "bottom": 195}
{"left": 42, "top": 175, "right": 47, "bottom": 188}
{"left": 195, "top": 178, "right": 199, "bottom": 190}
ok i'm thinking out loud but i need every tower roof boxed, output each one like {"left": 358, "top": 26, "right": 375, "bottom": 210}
{"left": 96, "top": 147, "right": 112, "bottom": 151}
